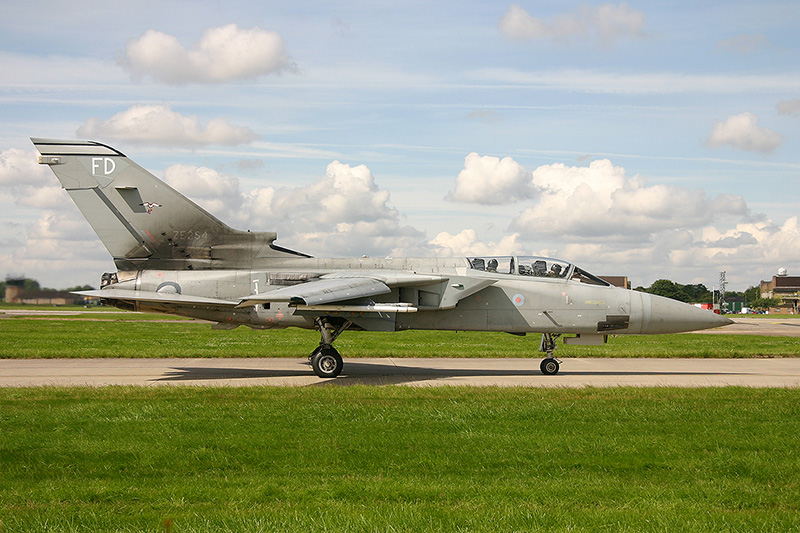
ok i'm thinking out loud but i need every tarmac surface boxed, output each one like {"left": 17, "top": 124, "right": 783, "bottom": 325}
{"left": 696, "top": 316, "right": 800, "bottom": 337}
{"left": 2, "top": 312, "right": 799, "bottom": 388}
{"left": 2, "top": 357, "right": 800, "bottom": 388}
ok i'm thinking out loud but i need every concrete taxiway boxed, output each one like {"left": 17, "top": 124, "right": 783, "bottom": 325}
{"left": 1, "top": 357, "right": 799, "bottom": 388}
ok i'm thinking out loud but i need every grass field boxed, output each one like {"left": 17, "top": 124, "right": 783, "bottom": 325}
{"left": 2, "top": 316, "right": 800, "bottom": 359}
{"left": 2, "top": 309, "right": 799, "bottom": 531}
{"left": 1, "top": 386, "right": 799, "bottom": 532}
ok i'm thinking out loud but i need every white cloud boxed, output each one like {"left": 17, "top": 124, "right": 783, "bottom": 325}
{"left": 76, "top": 104, "right": 259, "bottom": 147}
{"left": 448, "top": 152, "right": 534, "bottom": 204}
{"left": 498, "top": 3, "right": 647, "bottom": 46}
{"left": 160, "top": 160, "right": 424, "bottom": 257}
{"left": 163, "top": 164, "right": 244, "bottom": 218}
{"left": 0, "top": 147, "right": 52, "bottom": 187}
{"left": 0, "top": 206, "right": 112, "bottom": 289}
{"left": 120, "top": 24, "right": 293, "bottom": 84}
{"left": 668, "top": 218, "right": 800, "bottom": 273}
{"left": 0, "top": 147, "right": 109, "bottom": 286}
{"left": 428, "top": 229, "right": 525, "bottom": 257}
{"left": 446, "top": 155, "right": 751, "bottom": 242}
{"left": 247, "top": 160, "right": 425, "bottom": 256}
{"left": 777, "top": 98, "right": 800, "bottom": 117}
{"left": 0, "top": 147, "right": 66, "bottom": 209}
{"left": 705, "top": 112, "right": 784, "bottom": 153}
{"left": 511, "top": 159, "right": 748, "bottom": 238}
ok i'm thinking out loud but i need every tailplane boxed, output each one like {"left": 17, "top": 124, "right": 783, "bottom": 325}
{"left": 31, "top": 138, "right": 308, "bottom": 270}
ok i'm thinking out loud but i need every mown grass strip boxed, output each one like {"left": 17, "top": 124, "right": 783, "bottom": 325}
{"left": 1, "top": 386, "right": 798, "bottom": 532}
{"left": 1, "top": 318, "right": 799, "bottom": 358}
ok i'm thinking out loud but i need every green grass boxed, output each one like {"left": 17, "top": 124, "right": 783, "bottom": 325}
{"left": 0, "top": 312, "right": 196, "bottom": 321}
{"left": 1, "top": 386, "right": 798, "bottom": 532}
{"left": 0, "top": 304, "right": 110, "bottom": 310}
{"left": 1, "top": 318, "right": 799, "bottom": 358}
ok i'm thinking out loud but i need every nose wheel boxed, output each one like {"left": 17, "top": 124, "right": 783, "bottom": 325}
{"left": 310, "top": 318, "right": 351, "bottom": 378}
{"left": 311, "top": 346, "right": 344, "bottom": 378}
{"left": 540, "top": 357, "right": 560, "bottom": 375}
{"left": 539, "top": 333, "right": 562, "bottom": 375}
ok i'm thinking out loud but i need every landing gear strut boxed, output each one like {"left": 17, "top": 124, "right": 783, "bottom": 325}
{"left": 539, "top": 333, "right": 562, "bottom": 375}
{"left": 310, "top": 318, "right": 351, "bottom": 378}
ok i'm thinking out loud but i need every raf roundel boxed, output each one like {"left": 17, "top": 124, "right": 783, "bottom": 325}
{"left": 512, "top": 294, "right": 525, "bottom": 306}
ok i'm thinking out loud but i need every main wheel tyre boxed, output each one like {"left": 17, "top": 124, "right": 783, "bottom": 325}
{"left": 540, "top": 358, "right": 560, "bottom": 375}
{"left": 312, "top": 348, "right": 344, "bottom": 378}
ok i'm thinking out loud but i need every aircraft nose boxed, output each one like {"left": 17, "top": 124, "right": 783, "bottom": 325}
{"left": 638, "top": 292, "right": 734, "bottom": 334}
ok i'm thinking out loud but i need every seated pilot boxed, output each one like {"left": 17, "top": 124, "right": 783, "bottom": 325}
{"left": 487, "top": 258, "right": 498, "bottom": 272}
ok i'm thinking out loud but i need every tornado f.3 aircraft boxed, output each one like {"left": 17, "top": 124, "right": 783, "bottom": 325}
{"left": 32, "top": 138, "right": 733, "bottom": 378}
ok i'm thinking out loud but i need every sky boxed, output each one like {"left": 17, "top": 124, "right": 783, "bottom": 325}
{"left": 1, "top": 0, "right": 799, "bottom": 291}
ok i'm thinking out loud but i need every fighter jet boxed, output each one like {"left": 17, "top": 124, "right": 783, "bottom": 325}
{"left": 32, "top": 138, "right": 733, "bottom": 378}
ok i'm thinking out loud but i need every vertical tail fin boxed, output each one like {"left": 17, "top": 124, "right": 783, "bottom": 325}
{"left": 31, "top": 138, "right": 306, "bottom": 270}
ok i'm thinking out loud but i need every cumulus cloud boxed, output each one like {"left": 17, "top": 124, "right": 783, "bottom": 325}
{"left": 164, "top": 164, "right": 243, "bottom": 217}
{"left": 120, "top": 24, "right": 293, "bottom": 84}
{"left": 705, "top": 112, "right": 784, "bottom": 152}
{"left": 0, "top": 148, "right": 65, "bottom": 209}
{"left": 448, "top": 152, "right": 535, "bottom": 204}
{"left": 76, "top": 104, "right": 258, "bottom": 147}
{"left": 498, "top": 2, "right": 647, "bottom": 46}
{"left": 161, "top": 161, "right": 424, "bottom": 257}
{"left": 668, "top": 218, "right": 800, "bottom": 273}
{"left": 0, "top": 147, "right": 52, "bottom": 187}
{"left": 511, "top": 159, "right": 748, "bottom": 238}
{"left": 0, "top": 209, "right": 111, "bottom": 287}
{"left": 777, "top": 98, "right": 800, "bottom": 117}
{"left": 428, "top": 229, "right": 525, "bottom": 257}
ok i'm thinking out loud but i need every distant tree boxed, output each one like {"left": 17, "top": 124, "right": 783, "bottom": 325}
{"left": 682, "top": 283, "right": 712, "bottom": 303}
{"left": 744, "top": 286, "right": 761, "bottom": 304}
{"left": 750, "top": 297, "right": 781, "bottom": 310}
{"left": 644, "top": 280, "right": 716, "bottom": 303}
{"left": 64, "top": 285, "right": 95, "bottom": 292}
{"left": 646, "top": 279, "right": 686, "bottom": 301}
{"left": 23, "top": 279, "right": 41, "bottom": 291}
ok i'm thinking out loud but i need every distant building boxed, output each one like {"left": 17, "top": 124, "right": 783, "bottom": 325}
{"left": 760, "top": 273, "right": 800, "bottom": 312}
{"left": 4, "top": 281, "right": 81, "bottom": 306}
{"left": 4, "top": 278, "right": 25, "bottom": 302}
{"left": 17, "top": 291, "right": 80, "bottom": 306}
{"left": 725, "top": 295, "right": 745, "bottom": 314}
{"left": 600, "top": 276, "right": 631, "bottom": 289}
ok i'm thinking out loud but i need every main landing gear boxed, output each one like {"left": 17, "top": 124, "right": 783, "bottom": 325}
{"left": 539, "top": 333, "right": 562, "bottom": 375}
{"left": 310, "top": 318, "right": 352, "bottom": 378}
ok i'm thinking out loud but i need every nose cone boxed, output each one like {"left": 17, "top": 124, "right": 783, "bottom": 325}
{"left": 640, "top": 293, "right": 734, "bottom": 334}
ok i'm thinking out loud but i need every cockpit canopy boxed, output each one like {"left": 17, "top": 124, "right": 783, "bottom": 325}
{"left": 466, "top": 255, "right": 610, "bottom": 287}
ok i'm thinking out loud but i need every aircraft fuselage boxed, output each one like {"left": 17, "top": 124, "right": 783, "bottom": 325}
{"left": 104, "top": 254, "right": 727, "bottom": 339}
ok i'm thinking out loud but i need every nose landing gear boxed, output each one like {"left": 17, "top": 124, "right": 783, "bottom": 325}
{"left": 539, "top": 333, "right": 562, "bottom": 375}
{"left": 310, "top": 318, "right": 351, "bottom": 378}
